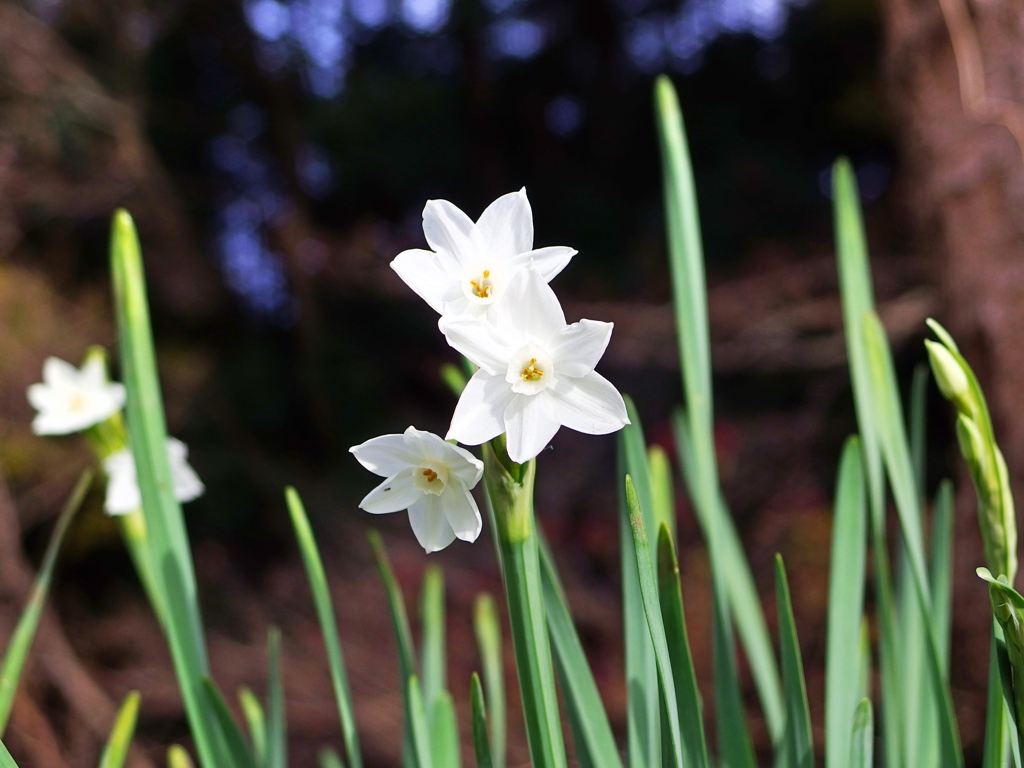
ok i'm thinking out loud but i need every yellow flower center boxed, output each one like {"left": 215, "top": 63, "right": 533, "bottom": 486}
{"left": 521, "top": 358, "right": 544, "bottom": 381}
{"left": 422, "top": 468, "right": 439, "bottom": 483}
{"left": 69, "top": 392, "right": 86, "bottom": 412}
{"left": 469, "top": 269, "right": 493, "bottom": 298}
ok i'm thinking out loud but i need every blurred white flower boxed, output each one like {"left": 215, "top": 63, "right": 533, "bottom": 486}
{"left": 104, "top": 438, "right": 205, "bottom": 515}
{"left": 350, "top": 427, "right": 484, "bottom": 553}
{"left": 27, "top": 356, "right": 126, "bottom": 435}
{"left": 390, "top": 188, "right": 576, "bottom": 322}
{"left": 442, "top": 267, "right": 629, "bottom": 463}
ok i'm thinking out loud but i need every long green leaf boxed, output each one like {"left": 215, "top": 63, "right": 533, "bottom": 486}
{"left": 470, "top": 673, "right": 494, "bottom": 768}
{"left": 625, "top": 476, "right": 684, "bottom": 768}
{"left": 238, "top": 688, "right": 267, "bottom": 764}
{"left": 267, "top": 628, "right": 286, "bottom": 768}
{"left": 863, "top": 312, "right": 963, "bottom": 767}
{"left": 848, "top": 700, "right": 873, "bottom": 768}
{"left": 111, "top": 210, "right": 223, "bottom": 767}
{"left": 318, "top": 749, "right": 345, "bottom": 768}
{"left": 429, "top": 691, "right": 460, "bottom": 768}
{"left": 420, "top": 566, "right": 445, "bottom": 726}
{"left": 368, "top": 531, "right": 417, "bottom": 768}
{"left": 775, "top": 556, "right": 813, "bottom": 768}
{"left": 832, "top": 160, "right": 901, "bottom": 768}
{"left": 655, "top": 526, "right": 708, "bottom": 768}
{"left": 0, "top": 739, "right": 18, "bottom": 768}
{"left": 825, "top": 439, "right": 866, "bottom": 768}
{"left": 407, "top": 676, "right": 433, "bottom": 768}
{"left": 285, "top": 488, "right": 362, "bottom": 768}
{"left": 167, "top": 746, "right": 195, "bottom": 768}
{"left": 473, "top": 596, "right": 504, "bottom": 768}
{"left": 657, "top": 75, "right": 784, "bottom": 747}
{"left": 98, "top": 690, "right": 141, "bottom": 768}
{"left": 539, "top": 540, "right": 623, "bottom": 768}
{"left": 0, "top": 470, "right": 91, "bottom": 734}
{"left": 200, "top": 679, "right": 258, "bottom": 768}
{"left": 618, "top": 398, "right": 660, "bottom": 768}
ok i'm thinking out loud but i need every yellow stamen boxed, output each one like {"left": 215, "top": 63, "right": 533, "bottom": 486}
{"left": 483, "top": 270, "right": 490, "bottom": 278}
{"left": 521, "top": 358, "right": 544, "bottom": 381}
{"left": 422, "top": 468, "right": 439, "bottom": 483}
{"left": 470, "top": 279, "right": 492, "bottom": 299}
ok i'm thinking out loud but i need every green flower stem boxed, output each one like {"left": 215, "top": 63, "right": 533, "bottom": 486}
{"left": 482, "top": 442, "right": 566, "bottom": 768}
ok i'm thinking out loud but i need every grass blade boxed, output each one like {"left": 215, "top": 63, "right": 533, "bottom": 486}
{"left": 649, "top": 446, "right": 676, "bottom": 538}
{"left": 848, "top": 700, "right": 873, "bottom": 768}
{"left": 471, "top": 673, "right": 494, "bottom": 768}
{"left": 429, "top": 691, "right": 460, "bottom": 768}
{"left": 200, "top": 679, "right": 258, "bottom": 768}
{"left": 0, "top": 470, "right": 91, "bottom": 735}
{"left": 407, "top": 676, "right": 433, "bottom": 768}
{"left": 318, "top": 748, "right": 345, "bottom": 768}
{"left": 285, "top": 488, "right": 362, "bottom": 768}
{"left": 420, "top": 566, "right": 446, "bottom": 726}
{"left": 111, "top": 210, "right": 224, "bottom": 766}
{"left": 618, "top": 399, "right": 660, "bottom": 767}
{"left": 0, "top": 740, "right": 17, "bottom": 768}
{"left": 775, "top": 555, "right": 813, "bottom": 768}
{"left": 825, "top": 438, "right": 867, "bottom": 768}
{"left": 931, "top": 481, "right": 954, "bottom": 675}
{"left": 625, "top": 476, "right": 684, "bottom": 768}
{"left": 238, "top": 687, "right": 267, "bottom": 764}
{"left": 655, "top": 526, "right": 709, "bottom": 768}
{"left": 167, "top": 746, "right": 195, "bottom": 768}
{"left": 539, "top": 539, "right": 623, "bottom": 768}
{"left": 98, "top": 690, "right": 141, "bottom": 768}
{"left": 473, "top": 596, "right": 504, "bottom": 768}
{"left": 368, "top": 531, "right": 417, "bottom": 768}
{"left": 267, "top": 628, "right": 287, "bottom": 768}
{"left": 832, "top": 161, "right": 902, "bottom": 768}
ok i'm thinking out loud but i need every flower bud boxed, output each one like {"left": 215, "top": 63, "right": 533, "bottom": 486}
{"left": 925, "top": 340, "right": 972, "bottom": 414}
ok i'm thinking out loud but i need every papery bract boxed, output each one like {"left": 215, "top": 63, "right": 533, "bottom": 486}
{"left": 390, "top": 188, "right": 576, "bottom": 323}
{"left": 104, "top": 437, "right": 205, "bottom": 515}
{"left": 442, "top": 267, "right": 629, "bottom": 463}
{"left": 350, "top": 426, "right": 484, "bottom": 553}
{"left": 27, "top": 356, "right": 127, "bottom": 436}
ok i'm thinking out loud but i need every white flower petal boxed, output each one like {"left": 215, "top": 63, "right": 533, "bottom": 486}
{"left": 548, "top": 320, "right": 613, "bottom": 377}
{"left": 442, "top": 480, "right": 483, "bottom": 542}
{"left": 408, "top": 495, "right": 457, "bottom": 553}
{"left": 351, "top": 433, "right": 426, "bottom": 477}
{"left": 441, "top": 318, "right": 510, "bottom": 375}
{"left": 42, "top": 357, "right": 78, "bottom": 387}
{"left": 167, "top": 439, "right": 205, "bottom": 503}
{"left": 475, "top": 188, "right": 533, "bottom": 259}
{"left": 495, "top": 267, "right": 566, "bottom": 343}
{"left": 103, "top": 448, "right": 140, "bottom": 515}
{"left": 547, "top": 372, "right": 629, "bottom": 436}
{"left": 422, "top": 200, "right": 480, "bottom": 268}
{"left": 504, "top": 393, "right": 562, "bottom": 463}
{"left": 506, "top": 245, "right": 576, "bottom": 281}
{"left": 404, "top": 428, "right": 484, "bottom": 487}
{"left": 390, "top": 249, "right": 461, "bottom": 315}
{"left": 447, "top": 371, "right": 515, "bottom": 446}
{"left": 80, "top": 354, "right": 108, "bottom": 388}
{"left": 359, "top": 469, "right": 421, "bottom": 514}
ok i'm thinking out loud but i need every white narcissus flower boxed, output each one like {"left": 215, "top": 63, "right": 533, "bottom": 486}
{"left": 390, "top": 188, "right": 577, "bottom": 322}
{"left": 103, "top": 438, "right": 205, "bottom": 515}
{"left": 350, "top": 427, "right": 484, "bottom": 553}
{"left": 27, "top": 356, "right": 126, "bottom": 435}
{"left": 442, "top": 266, "right": 630, "bottom": 463}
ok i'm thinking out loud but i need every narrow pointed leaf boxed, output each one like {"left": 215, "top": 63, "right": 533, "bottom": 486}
{"left": 267, "top": 628, "right": 287, "bottom": 768}
{"left": 285, "top": 488, "right": 362, "bottom": 768}
{"left": 0, "top": 740, "right": 17, "bottom": 768}
{"left": 429, "top": 691, "right": 460, "bottom": 768}
{"left": 848, "top": 700, "right": 873, "bottom": 768}
{"left": 776, "top": 555, "right": 813, "bottom": 768}
{"left": 625, "top": 476, "right": 684, "bottom": 768}
{"left": 166, "top": 746, "right": 195, "bottom": 768}
{"left": 655, "top": 526, "right": 708, "bottom": 768}
{"left": 471, "top": 673, "right": 494, "bottom": 768}
{"left": 473, "top": 596, "right": 504, "bottom": 768}
{"left": 420, "top": 566, "right": 446, "bottom": 725}
{"left": 407, "top": 676, "right": 434, "bottom": 768}
{"left": 539, "top": 540, "right": 623, "bottom": 768}
{"left": 0, "top": 471, "right": 91, "bottom": 735}
{"left": 98, "top": 691, "right": 141, "bottom": 768}
{"left": 318, "top": 749, "right": 345, "bottom": 768}
{"left": 238, "top": 687, "right": 267, "bottom": 764}
{"left": 825, "top": 439, "right": 867, "bottom": 768}
{"left": 200, "top": 678, "right": 258, "bottom": 768}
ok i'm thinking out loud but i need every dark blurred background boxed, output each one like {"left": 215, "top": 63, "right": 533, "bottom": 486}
{"left": 2, "top": 0, "right": 1023, "bottom": 764}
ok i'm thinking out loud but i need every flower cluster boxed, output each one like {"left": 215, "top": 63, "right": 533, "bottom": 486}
{"left": 27, "top": 355, "right": 204, "bottom": 515}
{"left": 352, "top": 189, "right": 628, "bottom": 552}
